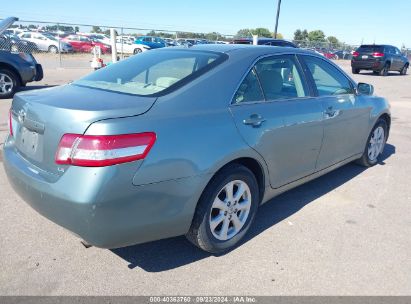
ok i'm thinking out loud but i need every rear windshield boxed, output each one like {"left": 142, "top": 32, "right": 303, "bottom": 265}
{"left": 358, "top": 45, "right": 384, "bottom": 53}
{"left": 73, "top": 49, "right": 226, "bottom": 96}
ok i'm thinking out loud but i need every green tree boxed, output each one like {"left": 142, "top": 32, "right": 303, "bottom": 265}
{"left": 236, "top": 28, "right": 252, "bottom": 37}
{"left": 327, "top": 36, "right": 339, "bottom": 44}
{"left": 252, "top": 28, "right": 271, "bottom": 37}
{"left": 74, "top": 26, "right": 79, "bottom": 32}
{"left": 91, "top": 26, "right": 102, "bottom": 33}
{"left": 308, "top": 30, "right": 326, "bottom": 42}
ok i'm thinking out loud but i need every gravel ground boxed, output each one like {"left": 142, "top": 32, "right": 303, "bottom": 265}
{"left": 0, "top": 58, "right": 410, "bottom": 296}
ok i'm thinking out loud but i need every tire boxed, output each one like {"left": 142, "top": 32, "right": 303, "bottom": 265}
{"left": 186, "top": 164, "right": 259, "bottom": 253}
{"left": 48, "top": 45, "right": 58, "bottom": 54}
{"left": 379, "top": 63, "right": 389, "bottom": 76}
{"left": 356, "top": 118, "right": 388, "bottom": 167}
{"left": 352, "top": 67, "right": 360, "bottom": 74}
{"left": 373, "top": 71, "right": 379, "bottom": 75}
{"left": 133, "top": 48, "right": 142, "bottom": 55}
{"left": 400, "top": 64, "right": 408, "bottom": 75}
{"left": 0, "top": 69, "right": 20, "bottom": 99}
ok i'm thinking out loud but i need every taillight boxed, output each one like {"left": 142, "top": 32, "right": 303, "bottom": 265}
{"left": 352, "top": 51, "right": 359, "bottom": 57}
{"left": 8, "top": 109, "right": 13, "bottom": 136}
{"left": 372, "top": 52, "right": 384, "bottom": 57}
{"left": 55, "top": 132, "right": 156, "bottom": 167}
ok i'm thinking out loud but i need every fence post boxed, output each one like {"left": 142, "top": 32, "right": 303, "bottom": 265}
{"left": 253, "top": 35, "right": 258, "bottom": 45}
{"left": 57, "top": 23, "right": 62, "bottom": 68}
{"left": 110, "top": 28, "right": 117, "bottom": 63}
{"left": 120, "top": 27, "right": 124, "bottom": 60}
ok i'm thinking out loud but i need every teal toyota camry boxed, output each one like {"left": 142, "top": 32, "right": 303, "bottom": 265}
{"left": 3, "top": 44, "right": 390, "bottom": 253}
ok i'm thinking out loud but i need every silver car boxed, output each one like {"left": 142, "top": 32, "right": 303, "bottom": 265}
{"left": 18, "top": 32, "right": 73, "bottom": 53}
{"left": 3, "top": 45, "right": 390, "bottom": 253}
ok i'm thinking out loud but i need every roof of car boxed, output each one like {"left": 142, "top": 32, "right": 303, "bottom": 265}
{"left": 178, "top": 44, "right": 308, "bottom": 55}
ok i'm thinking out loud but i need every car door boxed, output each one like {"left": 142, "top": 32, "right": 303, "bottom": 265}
{"left": 394, "top": 47, "right": 405, "bottom": 70}
{"left": 32, "top": 33, "right": 48, "bottom": 51}
{"left": 230, "top": 54, "right": 324, "bottom": 188}
{"left": 300, "top": 55, "right": 370, "bottom": 170}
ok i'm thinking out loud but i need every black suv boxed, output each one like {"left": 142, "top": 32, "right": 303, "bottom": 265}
{"left": 351, "top": 44, "right": 409, "bottom": 76}
{"left": 232, "top": 38, "right": 297, "bottom": 48}
{"left": 0, "top": 17, "right": 43, "bottom": 99}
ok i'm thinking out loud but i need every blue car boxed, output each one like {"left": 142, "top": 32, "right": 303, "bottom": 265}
{"left": 135, "top": 36, "right": 166, "bottom": 49}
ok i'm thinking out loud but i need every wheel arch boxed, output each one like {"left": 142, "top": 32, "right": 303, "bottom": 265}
{"left": 205, "top": 157, "right": 266, "bottom": 205}
{"left": 0, "top": 62, "right": 22, "bottom": 85}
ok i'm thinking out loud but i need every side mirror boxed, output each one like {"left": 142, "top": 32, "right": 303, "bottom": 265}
{"left": 357, "top": 83, "right": 374, "bottom": 96}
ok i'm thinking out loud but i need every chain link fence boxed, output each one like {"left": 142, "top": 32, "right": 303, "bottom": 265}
{"left": 3, "top": 19, "right": 407, "bottom": 69}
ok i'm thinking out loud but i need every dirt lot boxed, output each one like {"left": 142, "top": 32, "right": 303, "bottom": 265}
{"left": 0, "top": 56, "right": 410, "bottom": 295}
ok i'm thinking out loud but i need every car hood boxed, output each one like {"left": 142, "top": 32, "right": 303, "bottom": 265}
{"left": 0, "top": 17, "right": 18, "bottom": 35}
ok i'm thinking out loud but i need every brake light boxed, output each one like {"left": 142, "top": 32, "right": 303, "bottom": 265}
{"left": 352, "top": 51, "right": 359, "bottom": 57}
{"left": 8, "top": 109, "right": 13, "bottom": 136}
{"left": 55, "top": 132, "right": 156, "bottom": 167}
{"left": 373, "top": 52, "right": 384, "bottom": 57}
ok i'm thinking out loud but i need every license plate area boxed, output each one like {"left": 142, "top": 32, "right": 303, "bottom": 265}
{"left": 16, "top": 127, "right": 43, "bottom": 162}
{"left": 362, "top": 55, "right": 368, "bottom": 59}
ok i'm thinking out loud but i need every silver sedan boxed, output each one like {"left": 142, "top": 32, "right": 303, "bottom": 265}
{"left": 3, "top": 45, "right": 390, "bottom": 253}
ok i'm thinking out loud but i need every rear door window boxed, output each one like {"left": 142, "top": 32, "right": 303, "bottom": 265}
{"left": 358, "top": 45, "right": 384, "bottom": 53}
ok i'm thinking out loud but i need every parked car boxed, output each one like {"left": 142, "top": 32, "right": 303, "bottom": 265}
{"left": 62, "top": 35, "right": 111, "bottom": 54}
{"left": 333, "top": 50, "right": 352, "bottom": 60}
{"left": 0, "top": 17, "right": 43, "bottom": 98}
{"left": 163, "top": 38, "right": 177, "bottom": 47}
{"left": 4, "top": 45, "right": 390, "bottom": 253}
{"left": 232, "top": 37, "right": 297, "bottom": 47}
{"left": 81, "top": 33, "right": 111, "bottom": 45}
{"left": 18, "top": 32, "right": 73, "bottom": 53}
{"left": 0, "top": 32, "right": 38, "bottom": 53}
{"left": 19, "top": 32, "right": 72, "bottom": 53}
{"left": 135, "top": 36, "right": 166, "bottom": 49}
{"left": 115, "top": 37, "right": 150, "bottom": 54}
{"left": 351, "top": 44, "right": 409, "bottom": 76}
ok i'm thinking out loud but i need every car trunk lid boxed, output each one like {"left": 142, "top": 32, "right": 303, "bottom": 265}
{"left": 10, "top": 84, "right": 156, "bottom": 176}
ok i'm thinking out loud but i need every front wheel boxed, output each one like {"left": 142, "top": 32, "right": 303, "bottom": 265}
{"left": 186, "top": 164, "right": 259, "bottom": 253}
{"left": 356, "top": 118, "right": 388, "bottom": 167}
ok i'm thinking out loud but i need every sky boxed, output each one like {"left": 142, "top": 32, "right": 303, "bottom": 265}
{"left": 1, "top": 0, "right": 410, "bottom": 47}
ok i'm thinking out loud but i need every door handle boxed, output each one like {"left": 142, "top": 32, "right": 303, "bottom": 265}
{"left": 243, "top": 114, "right": 266, "bottom": 127}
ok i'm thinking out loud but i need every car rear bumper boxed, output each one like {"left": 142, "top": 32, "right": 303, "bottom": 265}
{"left": 351, "top": 60, "right": 384, "bottom": 70}
{"left": 3, "top": 137, "right": 208, "bottom": 249}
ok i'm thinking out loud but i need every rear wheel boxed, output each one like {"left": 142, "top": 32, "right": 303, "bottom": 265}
{"left": 133, "top": 48, "right": 142, "bottom": 55}
{"left": 0, "top": 69, "right": 20, "bottom": 99}
{"left": 356, "top": 118, "right": 388, "bottom": 167}
{"left": 379, "top": 63, "right": 389, "bottom": 76}
{"left": 352, "top": 67, "right": 360, "bottom": 74}
{"left": 186, "top": 164, "right": 259, "bottom": 253}
{"left": 48, "top": 45, "right": 58, "bottom": 54}
{"left": 400, "top": 64, "right": 408, "bottom": 75}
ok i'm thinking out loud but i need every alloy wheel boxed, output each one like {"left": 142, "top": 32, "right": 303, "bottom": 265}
{"left": 368, "top": 126, "right": 385, "bottom": 161}
{"left": 209, "top": 180, "right": 251, "bottom": 241}
{"left": 0, "top": 73, "right": 13, "bottom": 96}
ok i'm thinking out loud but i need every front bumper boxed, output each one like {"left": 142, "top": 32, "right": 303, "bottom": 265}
{"left": 3, "top": 138, "right": 208, "bottom": 248}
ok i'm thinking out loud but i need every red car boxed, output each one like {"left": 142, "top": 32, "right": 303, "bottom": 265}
{"left": 62, "top": 35, "right": 111, "bottom": 54}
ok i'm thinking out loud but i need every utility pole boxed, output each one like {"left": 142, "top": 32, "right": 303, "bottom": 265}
{"left": 274, "top": 0, "right": 282, "bottom": 39}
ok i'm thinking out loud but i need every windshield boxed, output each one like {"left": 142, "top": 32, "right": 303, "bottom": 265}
{"left": 73, "top": 49, "right": 227, "bottom": 96}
